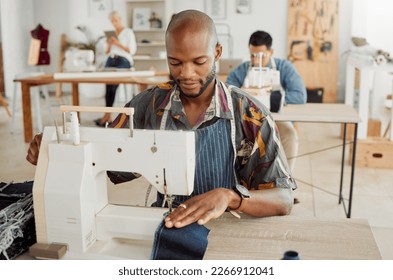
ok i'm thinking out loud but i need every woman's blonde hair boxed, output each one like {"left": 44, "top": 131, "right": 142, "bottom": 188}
{"left": 108, "top": 11, "right": 121, "bottom": 20}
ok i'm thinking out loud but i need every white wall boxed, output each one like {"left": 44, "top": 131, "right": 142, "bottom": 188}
{"left": 353, "top": 0, "right": 393, "bottom": 54}
{"left": 31, "top": 0, "right": 127, "bottom": 75}
{"left": 169, "top": 0, "right": 288, "bottom": 60}
{"left": 0, "top": 0, "right": 35, "bottom": 97}
{"left": 338, "top": 0, "right": 353, "bottom": 102}
{"left": 171, "top": 0, "right": 349, "bottom": 100}
{"left": 3, "top": 0, "right": 391, "bottom": 102}
{"left": 367, "top": 2, "right": 393, "bottom": 54}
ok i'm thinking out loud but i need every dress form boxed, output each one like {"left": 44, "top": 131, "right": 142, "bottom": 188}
{"left": 30, "top": 24, "right": 50, "bottom": 65}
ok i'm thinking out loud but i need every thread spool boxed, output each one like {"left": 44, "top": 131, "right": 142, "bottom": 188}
{"left": 69, "top": 112, "right": 80, "bottom": 145}
{"left": 281, "top": 250, "right": 300, "bottom": 260}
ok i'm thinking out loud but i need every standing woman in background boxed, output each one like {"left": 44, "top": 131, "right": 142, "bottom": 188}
{"left": 95, "top": 11, "right": 137, "bottom": 127}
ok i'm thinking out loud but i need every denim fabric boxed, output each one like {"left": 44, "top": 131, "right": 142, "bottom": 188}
{"left": 150, "top": 118, "right": 235, "bottom": 259}
{"left": 150, "top": 221, "right": 210, "bottom": 260}
{"left": 104, "top": 56, "right": 131, "bottom": 107}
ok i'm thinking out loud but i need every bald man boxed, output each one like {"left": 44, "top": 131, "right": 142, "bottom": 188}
{"left": 27, "top": 10, "right": 296, "bottom": 229}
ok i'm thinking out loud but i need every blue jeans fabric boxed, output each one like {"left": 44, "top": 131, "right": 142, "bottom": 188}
{"left": 150, "top": 221, "right": 210, "bottom": 260}
{"left": 104, "top": 56, "right": 131, "bottom": 107}
{"left": 150, "top": 118, "right": 235, "bottom": 259}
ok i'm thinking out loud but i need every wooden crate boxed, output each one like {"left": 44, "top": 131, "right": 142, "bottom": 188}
{"left": 349, "top": 137, "right": 393, "bottom": 168}
{"left": 341, "top": 119, "right": 381, "bottom": 140}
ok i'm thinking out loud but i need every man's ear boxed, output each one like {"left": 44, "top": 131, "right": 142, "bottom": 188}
{"left": 215, "top": 43, "right": 223, "bottom": 61}
{"left": 270, "top": 48, "right": 274, "bottom": 56}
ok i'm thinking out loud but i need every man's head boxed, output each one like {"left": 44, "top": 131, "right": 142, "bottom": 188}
{"left": 249, "top": 30, "right": 274, "bottom": 67}
{"left": 165, "top": 10, "right": 222, "bottom": 99}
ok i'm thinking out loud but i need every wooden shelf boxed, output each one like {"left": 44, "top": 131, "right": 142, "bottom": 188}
{"left": 127, "top": 0, "right": 167, "bottom": 71}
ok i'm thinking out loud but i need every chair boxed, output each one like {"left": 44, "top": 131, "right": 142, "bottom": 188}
{"left": 11, "top": 72, "right": 52, "bottom": 133}
{"left": 0, "top": 94, "right": 11, "bottom": 117}
{"left": 114, "top": 84, "right": 136, "bottom": 106}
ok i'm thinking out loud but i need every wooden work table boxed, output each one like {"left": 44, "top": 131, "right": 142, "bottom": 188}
{"left": 205, "top": 213, "right": 381, "bottom": 260}
{"left": 14, "top": 72, "right": 169, "bottom": 143}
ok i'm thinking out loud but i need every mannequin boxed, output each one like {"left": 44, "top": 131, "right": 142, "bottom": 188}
{"left": 30, "top": 24, "right": 50, "bottom": 65}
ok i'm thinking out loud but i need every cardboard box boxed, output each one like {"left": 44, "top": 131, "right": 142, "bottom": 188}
{"left": 349, "top": 137, "right": 393, "bottom": 168}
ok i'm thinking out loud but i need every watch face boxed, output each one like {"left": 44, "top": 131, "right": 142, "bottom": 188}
{"left": 236, "top": 184, "right": 250, "bottom": 198}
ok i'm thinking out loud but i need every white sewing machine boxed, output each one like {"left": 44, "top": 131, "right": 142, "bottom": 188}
{"left": 30, "top": 106, "right": 195, "bottom": 259}
{"left": 243, "top": 67, "right": 284, "bottom": 112}
{"left": 63, "top": 49, "right": 96, "bottom": 72}
{"left": 244, "top": 66, "right": 280, "bottom": 90}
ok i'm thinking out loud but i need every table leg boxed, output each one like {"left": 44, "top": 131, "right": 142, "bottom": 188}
{"left": 72, "top": 82, "right": 79, "bottom": 106}
{"left": 347, "top": 123, "right": 358, "bottom": 218}
{"left": 339, "top": 123, "right": 347, "bottom": 204}
{"left": 72, "top": 82, "right": 80, "bottom": 119}
{"left": 21, "top": 82, "right": 33, "bottom": 143}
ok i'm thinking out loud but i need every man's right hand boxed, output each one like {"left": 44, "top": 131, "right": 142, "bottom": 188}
{"left": 26, "top": 133, "right": 43, "bottom": 166}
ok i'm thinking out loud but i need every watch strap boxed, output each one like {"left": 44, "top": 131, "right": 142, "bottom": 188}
{"left": 232, "top": 194, "right": 248, "bottom": 212}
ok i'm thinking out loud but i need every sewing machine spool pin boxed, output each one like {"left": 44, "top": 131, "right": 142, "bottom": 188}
{"left": 60, "top": 105, "right": 135, "bottom": 137}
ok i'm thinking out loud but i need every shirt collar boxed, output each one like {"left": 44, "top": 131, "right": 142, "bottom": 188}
{"left": 158, "top": 79, "right": 233, "bottom": 122}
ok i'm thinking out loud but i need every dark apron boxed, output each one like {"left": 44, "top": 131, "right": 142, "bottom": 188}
{"left": 151, "top": 82, "right": 237, "bottom": 260}
{"left": 154, "top": 118, "right": 235, "bottom": 207}
{"left": 151, "top": 118, "right": 236, "bottom": 260}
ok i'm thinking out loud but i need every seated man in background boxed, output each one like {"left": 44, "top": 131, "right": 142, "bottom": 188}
{"left": 226, "top": 30, "right": 307, "bottom": 172}
{"left": 27, "top": 11, "right": 296, "bottom": 230}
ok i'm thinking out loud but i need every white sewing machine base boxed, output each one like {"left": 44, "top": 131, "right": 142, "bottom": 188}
{"left": 60, "top": 206, "right": 168, "bottom": 260}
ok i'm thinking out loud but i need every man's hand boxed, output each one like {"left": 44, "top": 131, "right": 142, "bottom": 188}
{"left": 26, "top": 133, "right": 43, "bottom": 166}
{"left": 164, "top": 188, "right": 239, "bottom": 228}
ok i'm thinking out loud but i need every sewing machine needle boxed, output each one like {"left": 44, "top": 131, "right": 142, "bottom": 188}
{"left": 162, "top": 168, "right": 174, "bottom": 213}
{"left": 167, "top": 196, "right": 173, "bottom": 213}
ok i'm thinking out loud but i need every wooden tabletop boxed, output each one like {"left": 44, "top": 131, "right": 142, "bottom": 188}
{"left": 14, "top": 72, "right": 170, "bottom": 86}
{"left": 204, "top": 214, "right": 381, "bottom": 260}
{"left": 273, "top": 103, "right": 361, "bottom": 124}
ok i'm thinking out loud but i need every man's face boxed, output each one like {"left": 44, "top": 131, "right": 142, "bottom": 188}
{"left": 166, "top": 30, "right": 221, "bottom": 98}
{"left": 249, "top": 45, "right": 272, "bottom": 67}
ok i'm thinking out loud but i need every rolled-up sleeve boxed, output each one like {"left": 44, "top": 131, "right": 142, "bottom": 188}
{"left": 233, "top": 90, "right": 297, "bottom": 191}
{"left": 280, "top": 61, "right": 307, "bottom": 104}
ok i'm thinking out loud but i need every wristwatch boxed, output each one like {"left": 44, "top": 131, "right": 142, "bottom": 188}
{"left": 231, "top": 184, "right": 251, "bottom": 212}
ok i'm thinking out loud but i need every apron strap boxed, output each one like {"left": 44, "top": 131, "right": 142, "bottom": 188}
{"left": 160, "top": 82, "right": 239, "bottom": 185}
